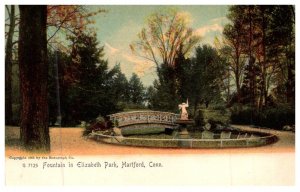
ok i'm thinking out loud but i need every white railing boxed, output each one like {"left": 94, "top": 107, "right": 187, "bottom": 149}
{"left": 108, "top": 111, "right": 179, "bottom": 127}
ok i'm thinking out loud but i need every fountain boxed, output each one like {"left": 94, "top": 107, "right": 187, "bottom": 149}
{"left": 89, "top": 101, "right": 278, "bottom": 148}
{"left": 176, "top": 99, "right": 194, "bottom": 135}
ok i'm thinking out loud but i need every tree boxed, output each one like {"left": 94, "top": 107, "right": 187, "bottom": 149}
{"left": 173, "top": 46, "right": 190, "bottom": 100}
{"left": 63, "top": 32, "right": 123, "bottom": 124}
{"left": 214, "top": 41, "right": 234, "bottom": 105}
{"left": 47, "top": 49, "right": 71, "bottom": 126}
{"left": 130, "top": 8, "right": 201, "bottom": 111}
{"left": 146, "top": 79, "right": 179, "bottom": 112}
{"left": 224, "top": 5, "right": 295, "bottom": 108}
{"left": 240, "top": 56, "right": 262, "bottom": 106}
{"left": 130, "top": 8, "right": 200, "bottom": 69}
{"left": 147, "top": 50, "right": 188, "bottom": 112}
{"left": 266, "top": 6, "right": 295, "bottom": 105}
{"left": 188, "top": 45, "right": 226, "bottom": 113}
{"left": 222, "top": 6, "right": 260, "bottom": 108}
{"left": 147, "top": 44, "right": 226, "bottom": 114}
{"left": 18, "top": 5, "right": 50, "bottom": 151}
{"left": 128, "top": 73, "right": 145, "bottom": 105}
{"left": 47, "top": 6, "right": 106, "bottom": 43}
{"left": 252, "top": 6, "right": 268, "bottom": 109}
{"left": 222, "top": 19, "right": 246, "bottom": 104}
{"left": 109, "top": 64, "right": 130, "bottom": 105}
{"left": 5, "top": 5, "right": 105, "bottom": 126}
{"left": 5, "top": 5, "right": 16, "bottom": 125}
{"left": 145, "top": 86, "right": 156, "bottom": 109}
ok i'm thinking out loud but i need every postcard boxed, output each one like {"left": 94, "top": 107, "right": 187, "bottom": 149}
{"left": 4, "top": 4, "right": 295, "bottom": 186}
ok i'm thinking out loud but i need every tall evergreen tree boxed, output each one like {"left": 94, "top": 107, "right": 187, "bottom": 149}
{"left": 128, "top": 73, "right": 145, "bottom": 105}
{"left": 188, "top": 45, "right": 226, "bottom": 113}
{"left": 66, "top": 32, "right": 120, "bottom": 124}
{"left": 109, "top": 64, "right": 130, "bottom": 105}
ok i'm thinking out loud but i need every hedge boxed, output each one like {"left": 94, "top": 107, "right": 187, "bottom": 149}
{"left": 230, "top": 106, "right": 295, "bottom": 130}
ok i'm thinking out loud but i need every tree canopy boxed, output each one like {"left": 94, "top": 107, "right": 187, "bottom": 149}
{"left": 130, "top": 8, "right": 200, "bottom": 69}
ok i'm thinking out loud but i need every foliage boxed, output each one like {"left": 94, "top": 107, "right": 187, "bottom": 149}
{"left": 109, "top": 64, "right": 130, "bottom": 104}
{"left": 146, "top": 44, "right": 227, "bottom": 114}
{"left": 48, "top": 50, "right": 70, "bottom": 126}
{"left": 146, "top": 79, "right": 180, "bottom": 112}
{"left": 47, "top": 5, "right": 106, "bottom": 43}
{"left": 6, "top": 6, "right": 296, "bottom": 135}
{"left": 185, "top": 45, "right": 227, "bottom": 114}
{"left": 203, "top": 108, "right": 231, "bottom": 126}
{"left": 230, "top": 105, "right": 295, "bottom": 129}
{"left": 222, "top": 5, "right": 295, "bottom": 110}
{"left": 67, "top": 32, "right": 121, "bottom": 124}
{"left": 240, "top": 56, "right": 262, "bottom": 106}
{"left": 122, "top": 103, "right": 148, "bottom": 112}
{"left": 130, "top": 8, "right": 200, "bottom": 68}
{"left": 131, "top": 8, "right": 202, "bottom": 113}
{"left": 128, "top": 73, "right": 145, "bottom": 105}
{"left": 194, "top": 109, "right": 205, "bottom": 127}
{"left": 220, "top": 20, "right": 246, "bottom": 104}
{"left": 82, "top": 115, "right": 105, "bottom": 136}
{"left": 47, "top": 32, "right": 148, "bottom": 126}
{"left": 47, "top": 32, "right": 127, "bottom": 126}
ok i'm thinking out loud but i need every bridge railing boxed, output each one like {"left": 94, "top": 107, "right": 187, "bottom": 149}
{"left": 108, "top": 111, "right": 179, "bottom": 128}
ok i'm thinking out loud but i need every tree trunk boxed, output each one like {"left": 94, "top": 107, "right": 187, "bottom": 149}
{"left": 5, "top": 5, "right": 16, "bottom": 125}
{"left": 226, "top": 68, "right": 230, "bottom": 105}
{"left": 193, "top": 98, "right": 198, "bottom": 117}
{"left": 234, "top": 41, "right": 241, "bottom": 104}
{"left": 235, "top": 69, "right": 241, "bottom": 103}
{"left": 19, "top": 5, "right": 50, "bottom": 151}
{"left": 205, "top": 101, "right": 209, "bottom": 109}
{"left": 286, "top": 55, "right": 294, "bottom": 104}
{"left": 259, "top": 6, "right": 267, "bottom": 110}
{"left": 247, "top": 6, "right": 258, "bottom": 111}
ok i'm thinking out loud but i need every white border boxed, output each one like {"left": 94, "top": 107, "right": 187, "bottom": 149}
{"left": 1, "top": 1, "right": 299, "bottom": 192}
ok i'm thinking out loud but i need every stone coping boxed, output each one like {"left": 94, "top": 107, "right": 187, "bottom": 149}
{"left": 90, "top": 129, "right": 277, "bottom": 148}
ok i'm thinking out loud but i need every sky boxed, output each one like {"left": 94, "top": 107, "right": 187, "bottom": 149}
{"left": 88, "top": 5, "right": 230, "bottom": 86}
{"left": 4, "top": 5, "right": 230, "bottom": 87}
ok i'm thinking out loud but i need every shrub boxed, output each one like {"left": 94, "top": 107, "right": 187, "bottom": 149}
{"left": 194, "top": 109, "right": 205, "bottom": 127}
{"left": 230, "top": 105, "right": 295, "bottom": 130}
{"left": 211, "top": 105, "right": 227, "bottom": 115}
{"left": 207, "top": 118, "right": 226, "bottom": 129}
{"left": 257, "top": 106, "right": 295, "bottom": 129}
{"left": 230, "top": 107, "right": 254, "bottom": 125}
{"left": 203, "top": 108, "right": 230, "bottom": 126}
{"left": 82, "top": 115, "right": 106, "bottom": 136}
{"left": 82, "top": 121, "right": 91, "bottom": 136}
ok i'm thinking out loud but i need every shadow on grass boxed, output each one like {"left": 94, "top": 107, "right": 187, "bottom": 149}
{"left": 5, "top": 138, "right": 25, "bottom": 150}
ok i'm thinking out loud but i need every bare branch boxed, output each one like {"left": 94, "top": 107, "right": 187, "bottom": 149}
{"left": 5, "top": 5, "right": 11, "bottom": 18}
{"left": 131, "top": 9, "right": 199, "bottom": 69}
{"left": 12, "top": 40, "right": 19, "bottom": 46}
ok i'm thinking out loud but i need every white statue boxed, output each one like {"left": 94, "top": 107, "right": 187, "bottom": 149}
{"left": 178, "top": 99, "right": 189, "bottom": 120}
